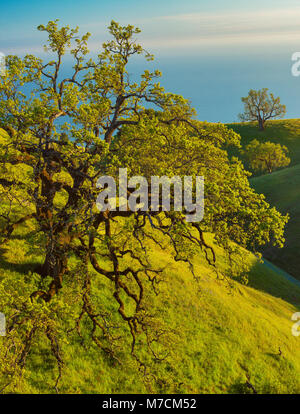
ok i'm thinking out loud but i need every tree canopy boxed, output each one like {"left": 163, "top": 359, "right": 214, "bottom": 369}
{"left": 242, "top": 139, "right": 291, "bottom": 174}
{"left": 239, "top": 88, "right": 286, "bottom": 131}
{"left": 0, "top": 20, "right": 288, "bottom": 390}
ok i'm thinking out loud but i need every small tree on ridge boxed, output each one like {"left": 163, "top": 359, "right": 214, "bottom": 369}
{"left": 239, "top": 88, "right": 286, "bottom": 131}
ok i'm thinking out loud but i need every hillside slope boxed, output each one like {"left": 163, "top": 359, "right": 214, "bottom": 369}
{"left": 227, "top": 119, "right": 300, "bottom": 171}
{"left": 251, "top": 164, "right": 300, "bottom": 280}
{"left": 1, "top": 224, "right": 300, "bottom": 394}
{"left": 1, "top": 127, "right": 300, "bottom": 394}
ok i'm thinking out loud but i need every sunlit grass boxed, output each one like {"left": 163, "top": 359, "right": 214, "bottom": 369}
{"left": 227, "top": 119, "right": 300, "bottom": 172}
{"left": 1, "top": 219, "right": 300, "bottom": 394}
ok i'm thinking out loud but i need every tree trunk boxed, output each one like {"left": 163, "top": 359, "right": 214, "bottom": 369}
{"left": 258, "top": 117, "right": 265, "bottom": 131}
{"left": 35, "top": 242, "right": 68, "bottom": 301}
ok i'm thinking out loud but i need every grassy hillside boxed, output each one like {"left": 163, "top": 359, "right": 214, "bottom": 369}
{"left": 1, "top": 127, "right": 300, "bottom": 394}
{"left": 251, "top": 164, "right": 300, "bottom": 280}
{"left": 226, "top": 119, "right": 300, "bottom": 280}
{"left": 227, "top": 119, "right": 300, "bottom": 170}
{"left": 1, "top": 220, "right": 300, "bottom": 394}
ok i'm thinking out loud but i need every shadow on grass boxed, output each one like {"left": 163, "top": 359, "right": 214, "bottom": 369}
{"left": 0, "top": 246, "right": 40, "bottom": 275}
{"left": 247, "top": 260, "right": 300, "bottom": 308}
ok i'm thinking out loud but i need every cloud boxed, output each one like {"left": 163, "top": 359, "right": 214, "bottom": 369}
{"left": 157, "top": 7, "right": 300, "bottom": 30}
{"left": 138, "top": 8, "right": 300, "bottom": 51}
{"left": 139, "top": 30, "right": 300, "bottom": 51}
{"left": 3, "top": 7, "right": 300, "bottom": 56}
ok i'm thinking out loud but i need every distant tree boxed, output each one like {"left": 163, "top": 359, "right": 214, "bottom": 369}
{"left": 242, "top": 139, "right": 290, "bottom": 174}
{"left": 239, "top": 88, "right": 286, "bottom": 131}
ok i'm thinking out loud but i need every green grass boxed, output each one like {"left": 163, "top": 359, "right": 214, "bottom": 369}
{"left": 1, "top": 125, "right": 300, "bottom": 393}
{"left": 226, "top": 119, "right": 300, "bottom": 280}
{"left": 251, "top": 164, "right": 300, "bottom": 280}
{"left": 1, "top": 221, "right": 300, "bottom": 394}
{"left": 227, "top": 119, "right": 300, "bottom": 171}
{"left": 1, "top": 126, "right": 300, "bottom": 394}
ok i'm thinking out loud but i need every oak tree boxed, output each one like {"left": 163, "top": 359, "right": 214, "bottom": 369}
{"left": 243, "top": 139, "right": 290, "bottom": 174}
{"left": 239, "top": 88, "right": 286, "bottom": 131}
{"left": 0, "top": 21, "right": 288, "bottom": 390}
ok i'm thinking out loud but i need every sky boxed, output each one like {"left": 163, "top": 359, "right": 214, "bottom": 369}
{"left": 1, "top": 0, "right": 300, "bottom": 122}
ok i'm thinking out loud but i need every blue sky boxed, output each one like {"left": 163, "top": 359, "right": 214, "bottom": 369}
{"left": 1, "top": 0, "right": 300, "bottom": 122}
